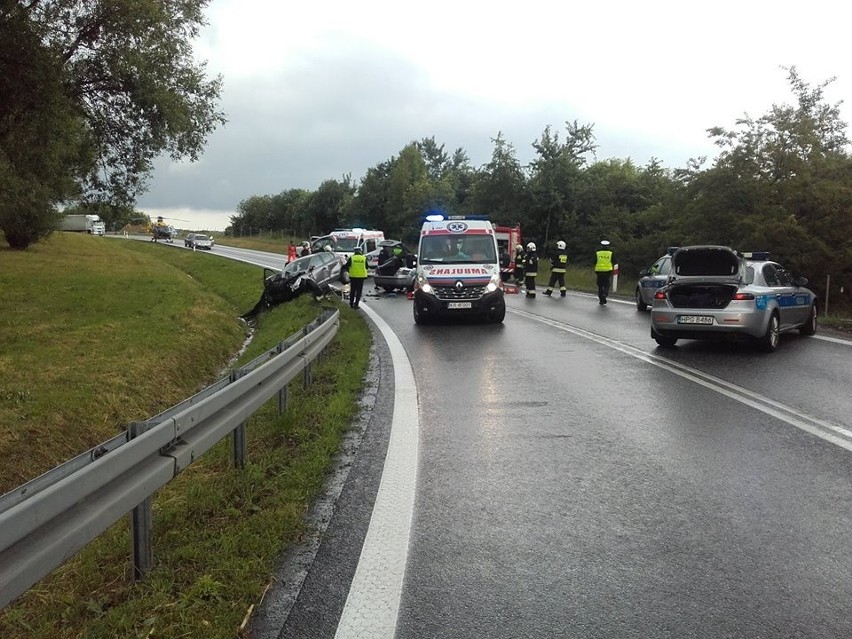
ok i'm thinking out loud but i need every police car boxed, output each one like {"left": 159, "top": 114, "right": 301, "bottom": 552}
{"left": 635, "top": 247, "right": 678, "bottom": 311}
{"left": 650, "top": 246, "right": 818, "bottom": 352}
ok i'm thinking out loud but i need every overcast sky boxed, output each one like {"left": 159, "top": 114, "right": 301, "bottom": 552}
{"left": 135, "top": 0, "right": 852, "bottom": 231}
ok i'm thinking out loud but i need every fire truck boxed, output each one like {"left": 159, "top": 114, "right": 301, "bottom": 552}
{"left": 494, "top": 224, "right": 522, "bottom": 282}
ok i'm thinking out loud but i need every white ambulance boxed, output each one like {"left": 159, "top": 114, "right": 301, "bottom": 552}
{"left": 413, "top": 216, "right": 506, "bottom": 324}
{"left": 311, "top": 228, "right": 385, "bottom": 263}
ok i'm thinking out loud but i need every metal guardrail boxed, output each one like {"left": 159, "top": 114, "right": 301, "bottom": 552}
{"left": 0, "top": 309, "right": 340, "bottom": 610}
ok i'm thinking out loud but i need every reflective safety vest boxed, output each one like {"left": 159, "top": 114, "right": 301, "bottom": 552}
{"left": 595, "top": 250, "right": 613, "bottom": 272}
{"left": 349, "top": 254, "right": 368, "bottom": 278}
{"left": 551, "top": 251, "right": 568, "bottom": 273}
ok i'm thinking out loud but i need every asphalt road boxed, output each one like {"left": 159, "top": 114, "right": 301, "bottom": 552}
{"left": 129, "top": 240, "right": 852, "bottom": 638}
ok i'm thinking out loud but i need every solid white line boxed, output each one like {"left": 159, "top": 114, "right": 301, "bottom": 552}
{"left": 815, "top": 334, "right": 852, "bottom": 346}
{"left": 510, "top": 307, "right": 852, "bottom": 452}
{"left": 335, "top": 303, "right": 419, "bottom": 639}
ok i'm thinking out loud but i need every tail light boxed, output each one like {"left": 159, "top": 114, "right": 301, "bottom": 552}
{"left": 732, "top": 292, "right": 754, "bottom": 301}
{"left": 654, "top": 291, "right": 666, "bottom": 300}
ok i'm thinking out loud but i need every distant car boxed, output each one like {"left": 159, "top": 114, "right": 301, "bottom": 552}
{"left": 367, "top": 240, "right": 415, "bottom": 274}
{"left": 184, "top": 233, "right": 197, "bottom": 247}
{"left": 191, "top": 234, "right": 213, "bottom": 250}
{"left": 650, "top": 246, "right": 818, "bottom": 352}
{"left": 635, "top": 247, "right": 678, "bottom": 311}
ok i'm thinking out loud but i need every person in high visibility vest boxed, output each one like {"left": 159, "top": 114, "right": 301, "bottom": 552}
{"left": 544, "top": 240, "right": 568, "bottom": 297}
{"left": 345, "top": 246, "right": 369, "bottom": 309}
{"left": 287, "top": 241, "right": 297, "bottom": 263}
{"left": 594, "top": 240, "right": 614, "bottom": 305}
{"left": 523, "top": 242, "right": 538, "bottom": 298}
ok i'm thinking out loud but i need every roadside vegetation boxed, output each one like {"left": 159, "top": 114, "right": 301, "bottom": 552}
{"left": 0, "top": 233, "right": 371, "bottom": 638}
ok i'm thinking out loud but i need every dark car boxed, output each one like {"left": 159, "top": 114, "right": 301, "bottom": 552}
{"left": 650, "top": 246, "right": 818, "bottom": 352}
{"left": 242, "top": 251, "right": 347, "bottom": 320}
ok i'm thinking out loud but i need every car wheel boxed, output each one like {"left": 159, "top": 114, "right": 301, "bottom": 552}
{"left": 488, "top": 302, "right": 506, "bottom": 324}
{"left": 413, "top": 301, "right": 428, "bottom": 325}
{"left": 800, "top": 304, "right": 817, "bottom": 336}
{"left": 651, "top": 328, "right": 677, "bottom": 347}
{"left": 757, "top": 312, "right": 780, "bottom": 352}
{"left": 635, "top": 288, "right": 648, "bottom": 312}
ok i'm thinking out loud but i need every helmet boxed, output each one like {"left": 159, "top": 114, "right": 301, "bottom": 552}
{"left": 556, "top": 240, "right": 566, "bottom": 250}
{"left": 527, "top": 242, "right": 536, "bottom": 251}
{"left": 323, "top": 245, "right": 332, "bottom": 252}
{"left": 600, "top": 240, "right": 611, "bottom": 246}
{"left": 354, "top": 246, "right": 363, "bottom": 254}
{"left": 516, "top": 244, "right": 523, "bottom": 251}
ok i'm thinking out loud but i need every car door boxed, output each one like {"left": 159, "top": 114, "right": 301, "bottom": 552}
{"left": 763, "top": 263, "right": 799, "bottom": 329}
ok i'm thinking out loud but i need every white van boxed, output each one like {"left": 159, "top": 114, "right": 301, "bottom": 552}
{"left": 412, "top": 216, "right": 506, "bottom": 324}
{"left": 311, "top": 229, "right": 385, "bottom": 263}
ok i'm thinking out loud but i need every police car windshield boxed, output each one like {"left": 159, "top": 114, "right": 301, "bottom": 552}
{"left": 419, "top": 236, "right": 496, "bottom": 263}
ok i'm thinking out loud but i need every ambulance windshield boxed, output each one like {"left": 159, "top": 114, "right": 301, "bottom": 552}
{"left": 419, "top": 235, "right": 497, "bottom": 263}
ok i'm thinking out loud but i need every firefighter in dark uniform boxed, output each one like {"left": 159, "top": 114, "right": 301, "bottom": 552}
{"left": 544, "top": 240, "right": 568, "bottom": 297}
{"left": 595, "top": 240, "right": 614, "bottom": 305}
{"left": 523, "top": 242, "right": 538, "bottom": 297}
{"left": 513, "top": 243, "right": 525, "bottom": 283}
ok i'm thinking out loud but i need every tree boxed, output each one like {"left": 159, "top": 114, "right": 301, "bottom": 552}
{"left": 468, "top": 132, "right": 528, "bottom": 227}
{"left": 0, "top": 1, "right": 224, "bottom": 249}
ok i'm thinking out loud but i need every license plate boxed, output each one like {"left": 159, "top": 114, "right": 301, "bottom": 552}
{"left": 678, "top": 315, "right": 713, "bottom": 325}
{"left": 447, "top": 302, "right": 472, "bottom": 309}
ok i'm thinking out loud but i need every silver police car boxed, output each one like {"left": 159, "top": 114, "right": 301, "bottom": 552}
{"left": 650, "top": 246, "right": 818, "bottom": 352}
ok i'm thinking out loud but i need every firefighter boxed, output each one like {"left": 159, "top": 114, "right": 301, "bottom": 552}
{"left": 513, "top": 243, "right": 525, "bottom": 283}
{"left": 594, "top": 239, "right": 614, "bottom": 305}
{"left": 523, "top": 242, "right": 538, "bottom": 297}
{"left": 544, "top": 240, "right": 568, "bottom": 297}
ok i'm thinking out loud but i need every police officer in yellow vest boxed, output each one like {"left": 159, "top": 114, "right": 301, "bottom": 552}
{"left": 345, "top": 246, "right": 368, "bottom": 309}
{"left": 594, "top": 240, "right": 614, "bottom": 305}
{"left": 544, "top": 240, "right": 568, "bottom": 297}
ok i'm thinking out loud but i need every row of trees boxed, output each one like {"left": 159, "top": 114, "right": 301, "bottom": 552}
{"left": 0, "top": 0, "right": 224, "bottom": 249}
{"left": 230, "top": 68, "right": 852, "bottom": 304}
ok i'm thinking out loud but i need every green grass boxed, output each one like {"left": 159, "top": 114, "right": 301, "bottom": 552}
{"left": 0, "top": 233, "right": 372, "bottom": 638}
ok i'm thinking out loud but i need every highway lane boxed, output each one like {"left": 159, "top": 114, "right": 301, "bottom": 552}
{"left": 360, "top": 290, "right": 852, "bottom": 638}
{"left": 136, "top": 242, "right": 852, "bottom": 637}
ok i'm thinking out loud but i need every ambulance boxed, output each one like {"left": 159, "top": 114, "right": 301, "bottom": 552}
{"left": 311, "top": 228, "right": 385, "bottom": 263}
{"left": 412, "top": 216, "right": 506, "bottom": 324}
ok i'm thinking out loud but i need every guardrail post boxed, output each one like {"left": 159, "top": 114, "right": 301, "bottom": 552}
{"left": 230, "top": 369, "right": 247, "bottom": 469}
{"left": 302, "top": 325, "right": 312, "bottom": 387}
{"left": 129, "top": 421, "right": 154, "bottom": 580}
{"left": 276, "top": 340, "right": 288, "bottom": 414}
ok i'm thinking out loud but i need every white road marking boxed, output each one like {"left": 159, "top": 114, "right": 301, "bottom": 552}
{"left": 335, "top": 303, "right": 419, "bottom": 639}
{"left": 511, "top": 307, "right": 852, "bottom": 451}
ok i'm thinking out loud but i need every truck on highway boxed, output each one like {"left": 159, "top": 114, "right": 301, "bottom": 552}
{"left": 60, "top": 214, "right": 106, "bottom": 236}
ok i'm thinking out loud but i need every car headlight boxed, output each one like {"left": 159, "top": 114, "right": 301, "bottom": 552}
{"left": 485, "top": 274, "right": 501, "bottom": 293}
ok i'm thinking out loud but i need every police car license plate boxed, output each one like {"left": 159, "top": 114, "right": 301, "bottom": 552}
{"left": 447, "top": 302, "right": 472, "bottom": 309}
{"left": 678, "top": 315, "right": 713, "bottom": 325}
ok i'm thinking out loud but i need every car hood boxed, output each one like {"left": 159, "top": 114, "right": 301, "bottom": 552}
{"left": 669, "top": 246, "right": 742, "bottom": 284}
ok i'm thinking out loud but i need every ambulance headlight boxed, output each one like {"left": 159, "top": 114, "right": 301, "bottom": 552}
{"left": 485, "top": 274, "right": 501, "bottom": 293}
{"left": 417, "top": 272, "right": 434, "bottom": 294}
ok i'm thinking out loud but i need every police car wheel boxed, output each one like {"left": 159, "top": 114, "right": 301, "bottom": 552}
{"left": 800, "top": 304, "right": 817, "bottom": 336}
{"left": 757, "top": 312, "right": 780, "bottom": 352}
{"left": 635, "top": 288, "right": 648, "bottom": 312}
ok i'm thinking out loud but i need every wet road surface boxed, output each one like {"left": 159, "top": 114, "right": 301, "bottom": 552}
{"left": 217, "top": 257, "right": 852, "bottom": 638}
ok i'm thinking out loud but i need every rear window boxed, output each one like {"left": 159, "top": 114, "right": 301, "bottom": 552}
{"left": 674, "top": 250, "right": 740, "bottom": 276}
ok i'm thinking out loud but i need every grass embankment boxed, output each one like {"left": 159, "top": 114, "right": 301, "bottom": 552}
{"left": 0, "top": 233, "right": 371, "bottom": 638}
